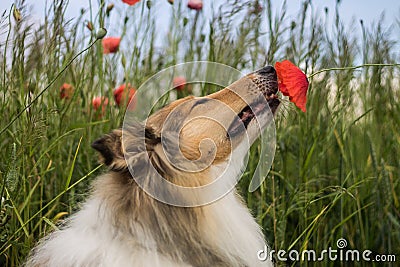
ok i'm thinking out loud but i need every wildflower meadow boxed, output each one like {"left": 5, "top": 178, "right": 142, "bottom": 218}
{"left": 0, "top": 0, "right": 399, "bottom": 266}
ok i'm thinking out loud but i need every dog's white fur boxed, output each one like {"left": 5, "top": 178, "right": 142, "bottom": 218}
{"left": 26, "top": 145, "right": 272, "bottom": 266}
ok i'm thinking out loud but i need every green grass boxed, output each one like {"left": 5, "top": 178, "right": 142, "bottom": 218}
{"left": 0, "top": 0, "right": 399, "bottom": 266}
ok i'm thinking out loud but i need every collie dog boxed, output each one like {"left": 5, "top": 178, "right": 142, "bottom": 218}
{"left": 26, "top": 66, "right": 279, "bottom": 266}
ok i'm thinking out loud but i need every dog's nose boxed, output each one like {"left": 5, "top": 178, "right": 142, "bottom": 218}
{"left": 256, "top": 66, "right": 276, "bottom": 76}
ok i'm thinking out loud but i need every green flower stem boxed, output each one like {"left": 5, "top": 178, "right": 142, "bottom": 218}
{"left": 0, "top": 40, "right": 99, "bottom": 136}
{"left": 0, "top": 164, "right": 103, "bottom": 254}
{"left": 308, "top": 63, "right": 400, "bottom": 79}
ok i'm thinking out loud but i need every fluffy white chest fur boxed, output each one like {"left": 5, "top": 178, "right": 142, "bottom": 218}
{"left": 26, "top": 152, "right": 273, "bottom": 267}
{"left": 28, "top": 194, "right": 271, "bottom": 267}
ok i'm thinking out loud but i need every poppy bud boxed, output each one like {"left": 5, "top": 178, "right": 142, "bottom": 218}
{"left": 121, "top": 55, "right": 127, "bottom": 68}
{"left": 106, "top": 4, "right": 114, "bottom": 17}
{"left": 96, "top": 28, "right": 107, "bottom": 40}
{"left": 13, "top": 6, "right": 22, "bottom": 22}
{"left": 86, "top": 21, "right": 94, "bottom": 31}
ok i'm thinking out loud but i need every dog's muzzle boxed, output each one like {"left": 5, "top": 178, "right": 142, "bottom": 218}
{"left": 227, "top": 66, "right": 280, "bottom": 138}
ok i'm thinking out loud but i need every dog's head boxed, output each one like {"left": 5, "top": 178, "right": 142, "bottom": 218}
{"left": 92, "top": 66, "right": 279, "bottom": 191}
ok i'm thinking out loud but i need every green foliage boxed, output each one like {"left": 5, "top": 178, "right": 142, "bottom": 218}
{"left": 0, "top": 1, "right": 399, "bottom": 266}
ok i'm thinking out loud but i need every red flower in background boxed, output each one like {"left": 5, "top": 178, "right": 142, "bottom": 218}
{"left": 275, "top": 60, "right": 309, "bottom": 112}
{"left": 102, "top": 37, "right": 121, "bottom": 54}
{"left": 172, "top": 76, "right": 187, "bottom": 91}
{"left": 188, "top": 0, "right": 203, "bottom": 10}
{"left": 122, "top": 0, "right": 140, "bottom": 6}
{"left": 92, "top": 96, "right": 109, "bottom": 117}
{"left": 113, "top": 84, "right": 137, "bottom": 110}
{"left": 60, "top": 83, "right": 74, "bottom": 99}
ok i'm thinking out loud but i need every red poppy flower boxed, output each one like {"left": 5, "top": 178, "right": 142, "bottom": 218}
{"left": 275, "top": 60, "right": 309, "bottom": 112}
{"left": 60, "top": 83, "right": 74, "bottom": 99}
{"left": 188, "top": 0, "right": 203, "bottom": 10}
{"left": 122, "top": 0, "right": 140, "bottom": 5}
{"left": 113, "top": 84, "right": 137, "bottom": 110}
{"left": 102, "top": 37, "right": 121, "bottom": 54}
{"left": 172, "top": 76, "right": 187, "bottom": 91}
{"left": 92, "top": 96, "right": 109, "bottom": 117}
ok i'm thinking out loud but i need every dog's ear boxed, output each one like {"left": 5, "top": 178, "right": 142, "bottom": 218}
{"left": 91, "top": 130, "right": 127, "bottom": 170}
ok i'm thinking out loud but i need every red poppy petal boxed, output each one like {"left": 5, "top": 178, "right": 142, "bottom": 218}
{"left": 113, "top": 84, "right": 125, "bottom": 106}
{"left": 113, "top": 84, "right": 137, "bottom": 110}
{"left": 173, "top": 76, "right": 187, "bottom": 91}
{"left": 60, "top": 83, "right": 74, "bottom": 99}
{"left": 187, "top": 0, "right": 203, "bottom": 10}
{"left": 122, "top": 0, "right": 140, "bottom": 6}
{"left": 102, "top": 37, "right": 121, "bottom": 54}
{"left": 275, "top": 60, "right": 309, "bottom": 112}
{"left": 277, "top": 81, "right": 289, "bottom": 96}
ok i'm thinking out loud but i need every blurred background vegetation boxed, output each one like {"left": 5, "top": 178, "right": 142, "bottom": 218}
{"left": 0, "top": 0, "right": 399, "bottom": 266}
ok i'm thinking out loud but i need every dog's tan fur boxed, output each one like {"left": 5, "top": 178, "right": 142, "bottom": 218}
{"left": 26, "top": 67, "right": 279, "bottom": 267}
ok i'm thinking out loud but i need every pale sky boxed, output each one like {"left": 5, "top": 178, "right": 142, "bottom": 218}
{"left": 1, "top": 1, "right": 399, "bottom": 27}
{"left": 1, "top": 1, "right": 397, "bottom": 24}
{"left": 1, "top": 0, "right": 399, "bottom": 49}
